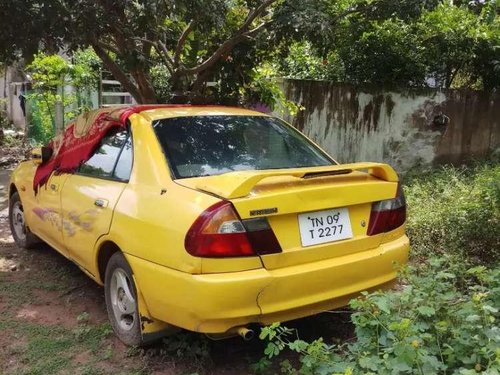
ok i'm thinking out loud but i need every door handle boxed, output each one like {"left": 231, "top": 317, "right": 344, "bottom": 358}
{"left": 94, "top": 199, "right": 108, "bottom": 208}
{"left": 50, "top": 183, "right": 59, "bottom": 192}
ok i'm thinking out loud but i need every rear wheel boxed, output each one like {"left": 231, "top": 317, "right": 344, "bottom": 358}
{"left": 9, "top": 192, "right": 39, "bottom": 249}
{"left": 104, "top": 252, "right": 143, "bottom": 346}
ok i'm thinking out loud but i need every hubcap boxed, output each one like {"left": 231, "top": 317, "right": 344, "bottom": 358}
{"left": 12, "top": 201, "right": 26, "bottom": 241}
{"left": 110, "top": 268, "right": 137, "bottom": 331}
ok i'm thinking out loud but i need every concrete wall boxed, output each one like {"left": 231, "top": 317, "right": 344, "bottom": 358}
{"left": 279, "top": 80, "right": 500, "bottom": 171}
{"left": 0, "top": 67, "right": 27, "bottom": 129}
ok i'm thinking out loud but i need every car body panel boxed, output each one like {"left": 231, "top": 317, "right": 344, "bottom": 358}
{"left": 180, "top": 170, "right": 399, "bottom": 270}
{"left": 33, "top": 172, "right": 69, "bottom": 255}
{"left": 10, "top": 162, "right": 71, "bottom": 257}
{"left": 126, "top": 227, "right": 408, "bottom": 333}
{"left": 61, "top": 174, "right": 127, "bottom": 274}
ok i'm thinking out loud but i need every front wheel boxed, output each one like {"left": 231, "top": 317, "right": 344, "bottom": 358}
{"left": 9, "top": 192, "right": 40, "bottom": 249}
{"left": 104, "top": 252, "right": 143, "bottom": 346}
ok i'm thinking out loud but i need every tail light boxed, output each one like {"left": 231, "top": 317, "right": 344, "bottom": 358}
{"left": 367, "top": 183, "right": 406, "bottom": 235}
{"left": 185, "top": 201, "right": 282, "bottom": 257}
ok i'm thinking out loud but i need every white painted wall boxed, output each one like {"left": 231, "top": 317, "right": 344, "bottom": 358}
{"left": 0, "top": 67, "right": 28, "bottom": 129}
{"left": 277, "top": 80, "right": 499, "bottom": 171}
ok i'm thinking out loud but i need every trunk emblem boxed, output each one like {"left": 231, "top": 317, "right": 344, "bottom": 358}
{"left": 250, "top": 207, "right": 278, "bottom": 216}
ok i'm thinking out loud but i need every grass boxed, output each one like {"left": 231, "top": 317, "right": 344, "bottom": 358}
{"left": 0, "top": 317, "right": 148, "bottom": 375}
{"left": 0, "top": 245, "right": 151, "bottom": 375}
{"left": 1, "top": 320, "right": 74, "bottom": 375}
{"left": 0, "top": 264, "right": 79, "bottom": 307}
{"left": 404, "top": 159, "right": 500, "bottom": 265}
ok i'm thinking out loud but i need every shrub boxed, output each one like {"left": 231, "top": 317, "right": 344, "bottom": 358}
{"left": 260, "top": 258, "right": 499, "bottom": 375}
{"left": 404, "top": 161, "right": 500, "bottom": 265}
{"left": 257, "top": 161, "right": 500, "bottom": 374}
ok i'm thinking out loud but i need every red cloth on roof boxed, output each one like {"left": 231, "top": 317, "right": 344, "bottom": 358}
{"left": 32, "top": 104, "right": 200, "bottom": 193}
{"left": 33, "top": 110, "right": 126, "bottom": 192}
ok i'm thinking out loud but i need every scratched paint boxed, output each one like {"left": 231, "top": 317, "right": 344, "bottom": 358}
{"left": 278, "top": 80, "right": 500, "bottom": 172}
{"left": 32, "top": 206, "right": 98, "bottom": 237}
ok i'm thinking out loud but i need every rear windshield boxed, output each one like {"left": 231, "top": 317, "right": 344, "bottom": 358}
{"left": 153, "top": 115, "right": 334, "bottom": 179}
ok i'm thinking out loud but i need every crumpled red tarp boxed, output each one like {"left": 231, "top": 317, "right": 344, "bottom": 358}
{"left": 33, "top": 105, "right": 184, "bottom": 193}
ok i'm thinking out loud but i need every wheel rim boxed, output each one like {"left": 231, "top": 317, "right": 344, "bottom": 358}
{"left": 12, "top": 201, "right": 26, "bottom": 241}
{"left": 110, "top": 268, "right": 137, "bottom": 331}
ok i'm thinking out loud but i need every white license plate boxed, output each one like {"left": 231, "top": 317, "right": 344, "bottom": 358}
{"left": 298, "top": 208, "right": 353, "bottom": 247}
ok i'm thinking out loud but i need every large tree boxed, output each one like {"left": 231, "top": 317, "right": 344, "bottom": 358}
{"left": 0, "top": 0, "right": 277, "bottom": 104}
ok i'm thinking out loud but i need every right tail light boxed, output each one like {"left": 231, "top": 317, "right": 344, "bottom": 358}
{"left": 367, "top": 183, "right": 406, "bottom": 236}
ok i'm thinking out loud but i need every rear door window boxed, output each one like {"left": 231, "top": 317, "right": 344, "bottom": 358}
{"left": 79, "top": 130, "right": 129, "bottom": 179}
{"left": 113, "top": 137, "right": 133, "bottom": 181}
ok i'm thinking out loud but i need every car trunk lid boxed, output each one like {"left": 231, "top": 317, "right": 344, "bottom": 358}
{"left": 177, "top": 163, "right": 399, "bottom": 270}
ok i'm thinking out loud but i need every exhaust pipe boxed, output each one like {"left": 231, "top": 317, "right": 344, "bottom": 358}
{"left": 237, "top": 327, "right": 254, "bottom": 341}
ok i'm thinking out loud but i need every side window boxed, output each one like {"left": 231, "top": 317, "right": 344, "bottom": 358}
{"left": 113, "top": 137, "right": 133, "bottom": 181}
{"left": 79, "top": 130, "right": 128, "bottom": 178}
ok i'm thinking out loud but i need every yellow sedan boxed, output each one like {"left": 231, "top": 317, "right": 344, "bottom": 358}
{"left": 8, "top": 105, "right": 409, "bottom": 345}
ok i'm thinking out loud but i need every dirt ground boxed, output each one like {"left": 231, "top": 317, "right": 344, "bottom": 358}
{"left": 0, "top": 165, "right": 354, "bottom": 375}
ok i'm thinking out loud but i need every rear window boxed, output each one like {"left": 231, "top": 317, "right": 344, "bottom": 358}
{"left": 153, "top": 115, "right": 334, "bottom": 178}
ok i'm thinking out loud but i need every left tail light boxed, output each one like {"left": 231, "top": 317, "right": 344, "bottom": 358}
{"left": 367, "top": 183, "right": 406, "bottom": 236}
{"left": 185, "top": 201, "right": 282, "bottom": 258}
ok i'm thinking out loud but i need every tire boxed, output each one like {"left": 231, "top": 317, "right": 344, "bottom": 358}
{"left": 104, "top": 252, "right": 143, "bottom": 346}
{"left": 9, "top": 192, "right": 40, "bottom": 249}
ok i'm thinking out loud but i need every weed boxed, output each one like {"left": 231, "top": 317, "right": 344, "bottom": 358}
{"left": 257, "top": 161, "right": 500, "bottom": 374}
{"left": 259, "top": 257, "right": 499, "bottom": 374}
{"left": 77, "top": 312, "right": 91, "bottom": 323}
{"left": 404, "top": 161, "right": 500, "bottom": 264}
{"left": 73, "top": 321, "right": 113, "bottom": 353}
{"left": 22, "top": 336, "right": 73, "bottom": 375}
{"left": 161, "top": 332, "right": 211, "bottom": 364}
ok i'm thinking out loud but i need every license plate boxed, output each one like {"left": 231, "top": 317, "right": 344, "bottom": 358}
{"left": 298, "top": 208, "right": 353, "bottom": 247}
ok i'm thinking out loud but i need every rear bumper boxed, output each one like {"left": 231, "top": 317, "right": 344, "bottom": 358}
{"left": 127, "top": 234, "right": 409, "bottom": 334}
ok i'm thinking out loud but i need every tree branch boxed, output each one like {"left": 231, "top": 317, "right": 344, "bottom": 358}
{"left": 174, "top": 20, "right": 196, "bottom": 67}
{"left": 330, "top": 4, "right": 374, "bottom": 24}
{"left": 91, "top": 41, "right": 142, "bottom": 103}
{"left": 96, "top": 40, "right": 121, "bottom": 55}
{"left": 180, "top": 0, "right": 276, "bottom": 76}
{"left": 240, "top": 0, "right": 276, "bottom": 32}
{"left": 132, "top": 37, "right": 175, "bottom": 75}
{"left": 182, "top": 20, "right": 273, "bottom": 76}
{"left": 155, "top": 40, "right": 176, "bottom": 74}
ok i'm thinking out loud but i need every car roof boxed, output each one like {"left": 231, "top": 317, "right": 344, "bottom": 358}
{"left": 121, "top": 105, "right": 269, "bottom": 122}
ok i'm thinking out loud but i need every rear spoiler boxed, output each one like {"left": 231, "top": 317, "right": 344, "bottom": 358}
{"left": 196, "top": 162, "right": 399, "bottom": 199}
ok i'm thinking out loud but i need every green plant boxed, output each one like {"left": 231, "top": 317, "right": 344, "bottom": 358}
{"left": 279, "top": 41, "right": 345, "bottom": 81}
{"left": 243, "top": 64, "right": 302, "bottom": 116}
{"left": 259, "top": 257, "right": 500, "bottom": 374}
{"left": 73, "top": 321, "right": 113, "bottom": 353}
{"left": 161, "top": 332, "right": 211, "bottom": 364}
{"left": 26, "top": 49, "right": 100, "bottom": 144}
{"left": 404, "top": 161, "right": 500, "bottom": 265}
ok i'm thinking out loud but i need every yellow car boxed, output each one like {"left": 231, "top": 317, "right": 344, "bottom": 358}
{"left": 8, "top": 105, "right": 409, "bottom": 345}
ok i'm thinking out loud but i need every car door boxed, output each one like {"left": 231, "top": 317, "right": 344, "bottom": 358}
{"left": 31, "top": 172, "right": 69, "bottom": 256}
{"left": 60, "top": 129, "right": 133, "bottom": 274}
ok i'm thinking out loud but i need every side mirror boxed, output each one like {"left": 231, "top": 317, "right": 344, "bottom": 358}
{"left": 31, "top": 147, "right": 53, "bottom": 165}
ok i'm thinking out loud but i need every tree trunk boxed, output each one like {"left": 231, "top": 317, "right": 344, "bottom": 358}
{"left": 130, "top": 70, "right": 158, "bottom": 104}
{"left": 92, "top": 43, "right": 145, "bottom": 104}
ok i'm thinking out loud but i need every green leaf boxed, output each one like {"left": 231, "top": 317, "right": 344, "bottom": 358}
{"left": 417, "top": 306, "right": 436, "bottom": 317}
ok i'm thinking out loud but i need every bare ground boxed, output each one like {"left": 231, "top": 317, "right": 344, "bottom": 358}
{"left": 0, "top": 166, "right": 354, "bottom": 375}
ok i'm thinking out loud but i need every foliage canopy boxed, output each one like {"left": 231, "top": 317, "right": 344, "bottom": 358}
{"left": 273, "top": 0, "right": 500, "bottom": 90}
{"left": 0, "top": 0, "right": 498, "bottom": 103}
